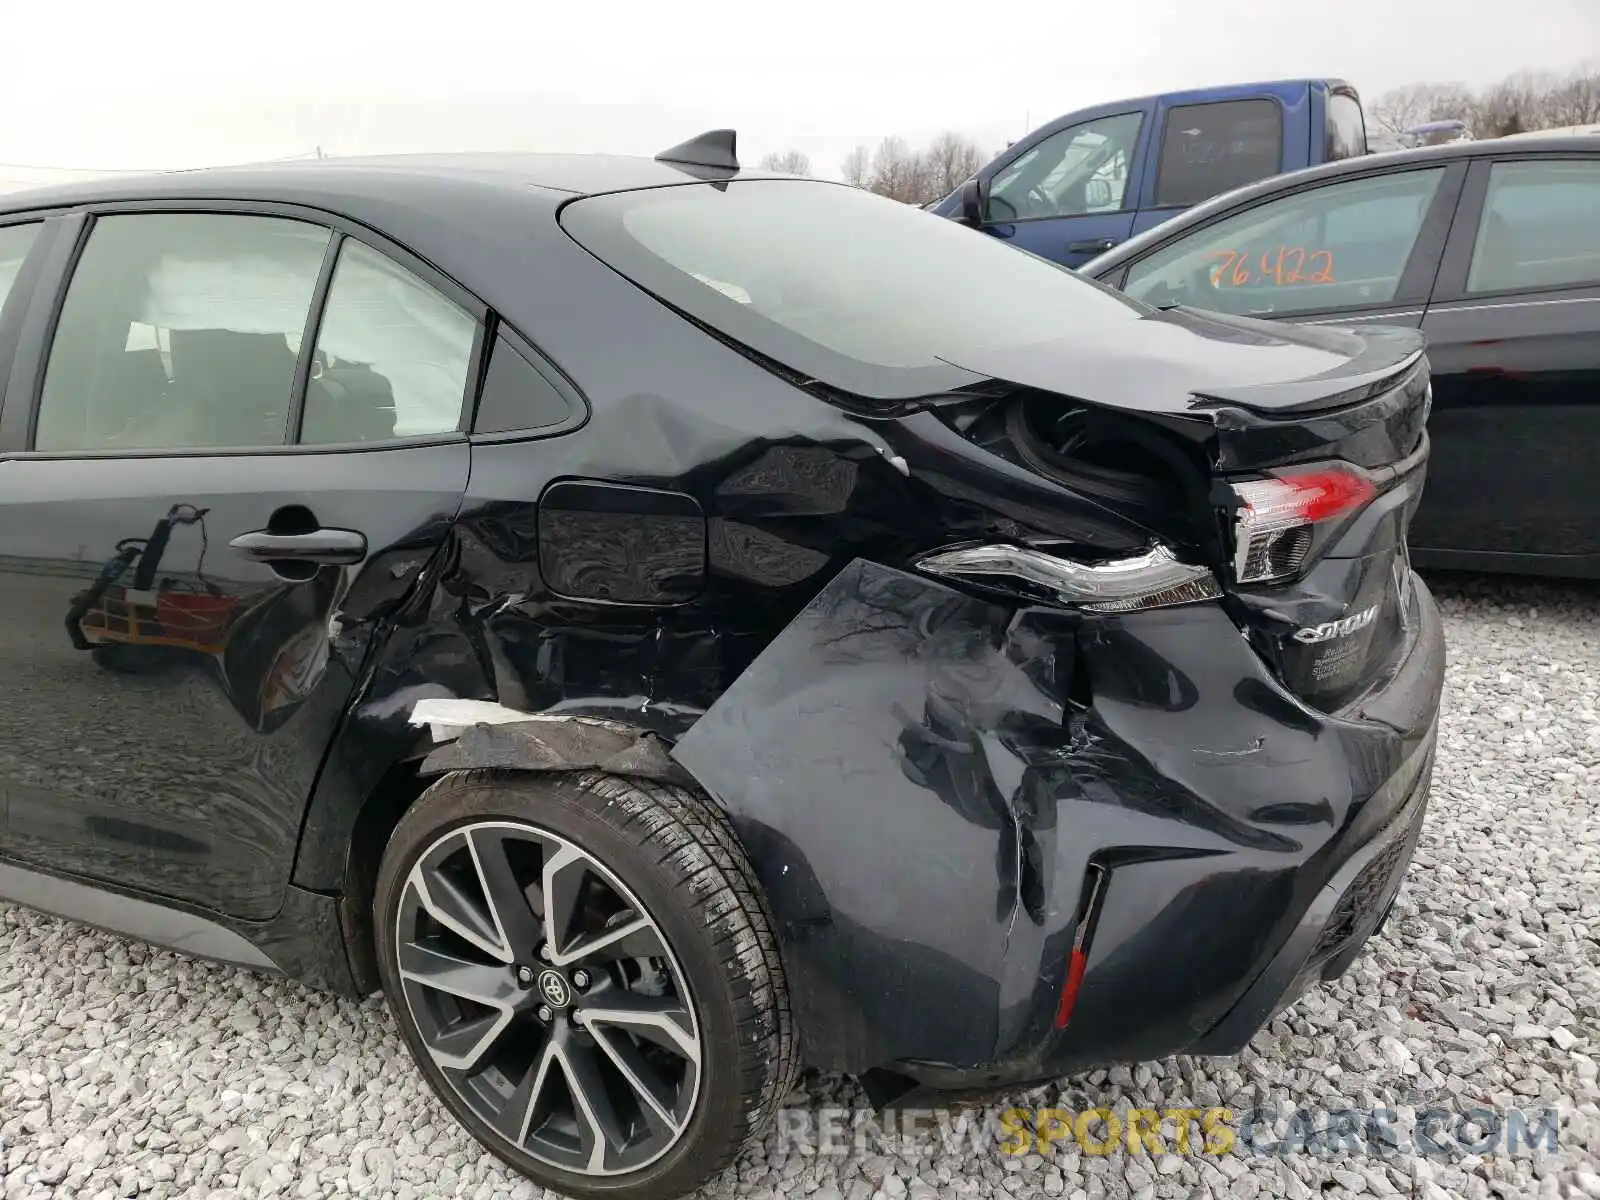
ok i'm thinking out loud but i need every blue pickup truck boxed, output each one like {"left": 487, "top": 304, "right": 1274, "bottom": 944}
{"left": 928, "top": 79, "right": 1368, "bottom": 268}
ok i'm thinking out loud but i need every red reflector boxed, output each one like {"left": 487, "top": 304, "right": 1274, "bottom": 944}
{"left": 1053, "top": 947, "right": 1089, "bottom": 1029}
{"left": 1054, "top": 863, "right": 1107, "bottom": 1030}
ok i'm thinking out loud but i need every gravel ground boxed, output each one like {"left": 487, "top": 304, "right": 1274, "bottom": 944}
{"left": 1, "top": 573, "right": 1597, "bottom": 1200}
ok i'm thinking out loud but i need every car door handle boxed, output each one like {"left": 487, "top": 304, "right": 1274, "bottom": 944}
{"left": 1069, "top": 238, "right": 1118, "bottom": 255}
{"left": 229, "top": 528, "right": 367, "bottom": 565}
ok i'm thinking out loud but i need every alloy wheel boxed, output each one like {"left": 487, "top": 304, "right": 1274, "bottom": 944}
{"left": 394, "top": 819, "right": 702, "bottom": 1176}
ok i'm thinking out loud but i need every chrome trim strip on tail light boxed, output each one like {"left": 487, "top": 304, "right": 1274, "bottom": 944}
{"left": 915, "top": 543, "right": 1222, "bottom": 613}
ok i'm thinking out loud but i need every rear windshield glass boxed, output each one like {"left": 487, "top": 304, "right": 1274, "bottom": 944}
{"left": 560, "top": 180, "right": 1148, "bottom": 400}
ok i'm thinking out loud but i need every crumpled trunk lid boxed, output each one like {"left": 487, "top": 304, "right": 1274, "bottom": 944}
{"left": 943, "top": 305, "right": 1425, "bottom": 438}
{"left": 948, "top": 307, "right": 1432, "bottom": 710}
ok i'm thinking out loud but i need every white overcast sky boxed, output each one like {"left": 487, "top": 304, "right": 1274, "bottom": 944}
{"left": 1, "top": 0, "right": 1596, "bottom": 187}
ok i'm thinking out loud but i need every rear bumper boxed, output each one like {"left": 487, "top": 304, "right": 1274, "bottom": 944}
{"left": 902, "top": 573, "right": 1444, "bottom": 1095}
{"left": 674, "top": 560, "right": 1445, "bottom": 1090}
{"left": 1189, "top": 744, "right": 1432, "bottom": 1054}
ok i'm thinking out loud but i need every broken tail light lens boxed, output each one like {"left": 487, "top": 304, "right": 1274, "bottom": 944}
{"left": 1231, "top": 467, "right": 1376, "bottom": 585}
{"left": 915, "top": 543, "right": 1221, "bottom": 613}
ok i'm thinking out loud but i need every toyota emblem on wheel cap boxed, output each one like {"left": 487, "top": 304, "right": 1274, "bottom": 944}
{"left": 537, "top": 969, "right": 572, "bottom": 1009}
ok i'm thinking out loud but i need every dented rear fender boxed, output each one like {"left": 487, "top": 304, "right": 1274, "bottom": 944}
{"left": 673, "top": 560, "right": 1441, "bottom": 1076}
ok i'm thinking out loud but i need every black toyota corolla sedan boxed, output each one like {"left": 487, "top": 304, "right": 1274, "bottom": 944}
{"left": 1076, "top": 136, "right": 1600, "bottom": 579}
{"left": 0, "top": 133, "right": 1442, "bottom": 1200}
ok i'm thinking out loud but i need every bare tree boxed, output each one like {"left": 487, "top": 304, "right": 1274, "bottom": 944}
{"left": 1370, "top": 84, "right": 1436, "bottom": 135}
{"left": 1475, "top": 70, "right": 1562, "bottom": 137}
{"left": 1370, "top": 82, "right": 1478, "bottom": 135}
{"left": 1544, "top": 70, "right": 1600, "bottom": 126}
{"left": 1423, "top": 84, "right": 1480, "bottom": 128}
{"left": 841, "top": 145, "right": 871, "bottom": 188}
{"left": 918, "top": 131, "right": 986, "bottom": 200}
{"left": 867, "top": 136, "right": 927, "bottom": 204}
{"left": 759, "top": 150, "right": 813, "bottom": 176}
{"left": 1370, "top": 65, "right": 1600, "bottom": 140}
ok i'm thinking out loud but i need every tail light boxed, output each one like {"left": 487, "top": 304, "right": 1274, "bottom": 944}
{"left": 1231, "top": 466, "right": 1376, "bottom": 585}
{"left": 915, "top": 543, "right": 1221, "bottom": 614}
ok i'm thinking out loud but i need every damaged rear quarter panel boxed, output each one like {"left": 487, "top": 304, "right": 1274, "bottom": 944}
{"left": 671, "top": 558, "right": 1072, "bottom": 1070}
{"left": 673, "top": 562, "right": 1440, "bottom": 1078}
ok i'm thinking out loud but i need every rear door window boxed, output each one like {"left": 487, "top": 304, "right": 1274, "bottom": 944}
{"left": 1154, "top": 99, "right": 1283, "bottom": 208}
{"left": 299, "top": 238, "right": 477, "bottom": 444}
{"left": 36, "top": 213, "right": 331, "bottom": 453}
{"left": 1123, "top": 167, "right": 1447, "bottom": 317}
{"left": 0, "top": 223, "right": 41, "bottom": 309}
{"left": 1467, "top": 159, "right": 1600, "bottom": 294}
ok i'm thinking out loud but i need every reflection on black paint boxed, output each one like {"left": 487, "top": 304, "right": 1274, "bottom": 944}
{"left": 1233, "top": 676, "right": 1324, "bottom": 735}
{"left": 0, "top": 443, "right": 470, "bottom": 920}
{"left": 538, "top": 480, "right": 706, "bottom": 605}
{"left": 66, "top": 503, "right": 223, "bottom": 657}
{"left": 63, "top": 502, "right": 341, "bottom": 735}
{"left": 1248, "top": 799, "right": 1337, "bottom": 826}
{"left": 1419, "top": 297, "right": 1600, "bottom": 563}
{"left": 1080, "top": 626, "right": 1200, "bottom": 712}
{"left": 708, "top": 518, "right": 830, "bottom": 587}
{"left": 85, "top": 815, "right": 209, "bottom": 855}
{"left": 714, "top": 444, "right": 861, "bottom": 514}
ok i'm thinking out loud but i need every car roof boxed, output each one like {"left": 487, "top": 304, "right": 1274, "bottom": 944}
{"left": 0, "top": 151, "right": 811, "bottom": 363}
{"left": 1082, "top": 135, "right": 1600, "bottom": 276}
{"left": 0, "top": 150, "right": 789, "bottom": 215}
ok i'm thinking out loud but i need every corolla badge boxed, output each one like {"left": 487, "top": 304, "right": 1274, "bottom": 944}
{"left": 1294, "top": 604, "right": 1379, "bottom": 645}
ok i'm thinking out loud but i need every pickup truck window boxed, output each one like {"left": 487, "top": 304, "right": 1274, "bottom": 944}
{"left": 987, "top": 112, "right": 1143, "bottom": 222}
{"left": 1155, "top": 99, "right": 1283, "bottom": 208}
{"left": 1122, "top": 167, "right": 1446, "bottom": 317}
{"left": 1326, "top": 93, "right": 1368, "bottom": 162}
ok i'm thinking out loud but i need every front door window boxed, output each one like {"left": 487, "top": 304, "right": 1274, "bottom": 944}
{"left": 1122, "top": 168, "right": 1448, "bottom": 317}
{"left": 986, "top": 113, "right": 1144, "bottom": 222}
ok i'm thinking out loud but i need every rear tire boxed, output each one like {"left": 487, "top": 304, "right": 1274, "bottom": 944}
{"left": 373, "top": 770, "right": 797, "bottom": 1200}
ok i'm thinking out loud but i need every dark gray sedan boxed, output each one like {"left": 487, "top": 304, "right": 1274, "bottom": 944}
{"left": 1081, "top": 136, "right": 1600, "bottom": 579}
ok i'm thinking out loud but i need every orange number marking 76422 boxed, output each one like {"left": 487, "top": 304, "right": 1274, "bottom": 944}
{"left": 1205, "top": 246, "right": 1336, "bottom": 288}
